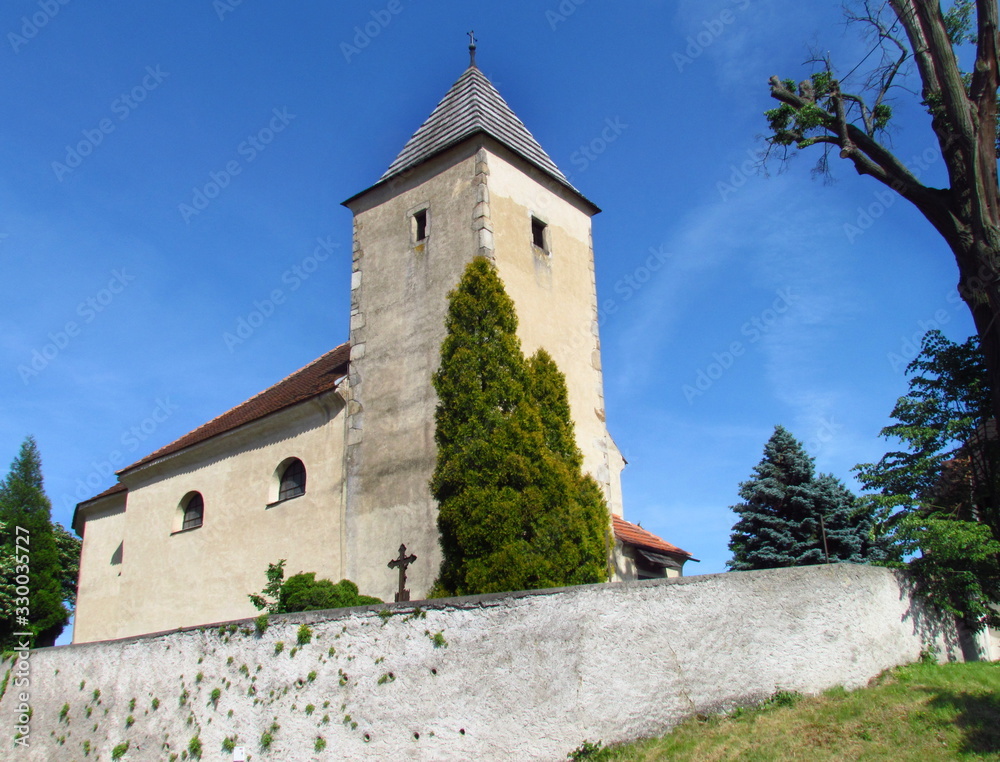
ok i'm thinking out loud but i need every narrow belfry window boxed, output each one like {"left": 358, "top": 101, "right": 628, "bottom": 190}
{"left": 278, "top": 458, "right": 306, "bottom": 501}
{"left": 531, "top": 216, "right": 547, "bottom": 251}
{"left": 413, "top": 209, "right": 428, "bottom": 243}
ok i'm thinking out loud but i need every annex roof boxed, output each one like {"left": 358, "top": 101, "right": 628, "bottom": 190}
{"left": 613, "top": 515, "right": 691, "bottom": 558}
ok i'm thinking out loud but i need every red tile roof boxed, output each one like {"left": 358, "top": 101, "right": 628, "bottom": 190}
{"left": 119, "top": 342, "right": 350, "bottom": 477}
{"left": 78, "top": 482, "right": 127, "bottom": 507}
{"left": 613, "top": 515, "right": 690, "bottom": 558}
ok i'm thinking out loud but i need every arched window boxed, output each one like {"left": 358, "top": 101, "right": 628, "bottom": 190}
{"left": 181, "top": 492, "right": 204, "bottom": 530}
{"left": 278, "top": 459, "right": 306, "bottom": 501}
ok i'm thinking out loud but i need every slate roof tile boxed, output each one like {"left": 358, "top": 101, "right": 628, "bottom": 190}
{"left": 380, "top": 66, "right": 578, "bottom": 193}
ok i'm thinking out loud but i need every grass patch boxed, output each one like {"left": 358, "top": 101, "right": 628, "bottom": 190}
{"left": 581, "top": 662, "right": 1000, "bottom": 761}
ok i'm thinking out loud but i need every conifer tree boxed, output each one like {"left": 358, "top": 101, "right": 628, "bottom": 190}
{"left": 0, "top": 437, "right": 81, "bottom": 648}
{"left": 431, "top": 258, "right": 608, "bottom": 596}
{"left": 728, "top": 426, "right": 871, "bottom": 571}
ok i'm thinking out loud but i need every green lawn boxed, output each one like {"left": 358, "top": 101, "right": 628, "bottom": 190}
{"left": 572, "top": 661, "right": 1000, "bottom": 761}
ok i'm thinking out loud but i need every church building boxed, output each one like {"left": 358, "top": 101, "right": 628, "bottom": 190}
{"left": 71, "top": 51, "right": 692, "bottom": 644}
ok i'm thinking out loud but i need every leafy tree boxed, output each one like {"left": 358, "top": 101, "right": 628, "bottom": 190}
{"left": 856, "top": 330, "right": 997, "bottom": 529}
{"left": 0, "top": 437, "right": 81, "bottom": 648}
{"left": 856, "top": 330, "right": 1000, "bottom": 628}
{"left": 248, "top": 560, "right": 381, "bottom": 614}
{"left": 729, "top": 425, "right": 872, "bottom": 570}
{"left": 763, "top": 1, "right": 1000, "bottom": 422}
{"left": 431, "top": 257, "right": 609, "bottom": 596}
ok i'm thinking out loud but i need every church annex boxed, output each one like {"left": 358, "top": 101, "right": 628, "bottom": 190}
{"left": 72, "top": 55, "right": 692, "bottom": 644}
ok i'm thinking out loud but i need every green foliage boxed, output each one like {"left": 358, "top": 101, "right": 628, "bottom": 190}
{"left": 209, "top": 688, "right": 221, "bottom": 707}
{"left": 260, "top": 722, "right": 279, "bottom": 750}
{"left": 248, "top": 559, "right": 286, "bottom": 613}
{"left": 729, "top": 426, "right": 875, "bottom": 570}
{"left": 568, "top": 740, "right": 612, "bottom": 760}
{"left": 296, "top": 623, "right": 312, "bottom": 645}
{"left": 0, "top": 437, "right": 81, "bottom": 649}
{"left": 274, "top": 642, "right": 284, "bottom": 655}
{"left": 315, "top": 736, "right": 327, "bottom": 752}
{"left": 254, "top": 613, "right": 269, "bottom": 634}
{"left": 125, "top": 715, "right": 134, "bottom": 728}
{"left": 249, "top": 561, "right": 380, "bottom": 615}
{"left": 221, "top": 736, "right": 236, "bottom": 753}
{"left": 425, "top": 629, "right": 447, "bottom": 648}
{"left": 431, "top": 257, "right": 609, "bottom": 596}
{"left": 188, "top": 735, "right": 202, "bottom": 759}
{"left": 856, "top": 331, "right": 1000, "bottom": 629}
{"left": 280, "top": 574, "right": 381, "bottom": 613}
{"left": 111, "top": 741, "right": 129, "bottom": 760}
{"left": 151, "top": 697, "right": 159, "bottom": 711}
{"left": 944, "top": 0, "right": 976, "bottom": 45}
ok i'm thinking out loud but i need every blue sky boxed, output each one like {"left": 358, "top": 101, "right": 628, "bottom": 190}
{"left": 2, "top": 0, "right": 973, "bottom": 603}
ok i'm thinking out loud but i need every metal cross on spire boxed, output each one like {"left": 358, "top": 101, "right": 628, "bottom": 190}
{"left": 387, "top": 544, "right": 417, "bottom": 602}
{"left": 468, "top": 30, "right": 477, "bottom": 68}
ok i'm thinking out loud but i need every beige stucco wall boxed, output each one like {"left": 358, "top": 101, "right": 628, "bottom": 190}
{"left": 485, "top": 146, "right": 624, "bottom": 515}
{"left": 73, "top": 496, "right": 127, "bottom": 644}
{"left": 74, "top": 391, "right": 349, "bottom": 643}
{"left": 8, "top": 565, "right": 967, "bottom": 761}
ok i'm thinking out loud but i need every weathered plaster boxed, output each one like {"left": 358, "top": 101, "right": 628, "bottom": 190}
{"left": 4, "top": 565, "right": 964, "bottom": 761}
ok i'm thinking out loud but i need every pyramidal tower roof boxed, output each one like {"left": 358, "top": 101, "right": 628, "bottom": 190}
{"left": 375, "top": 65, "right": 582, "bottom": 197}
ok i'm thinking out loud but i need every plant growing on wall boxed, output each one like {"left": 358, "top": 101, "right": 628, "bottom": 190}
{"left": 430, "top": 256, "right": 609, "bottom": 596}
{"left": 728, "top": 426, "right": 874, "bottom": 570}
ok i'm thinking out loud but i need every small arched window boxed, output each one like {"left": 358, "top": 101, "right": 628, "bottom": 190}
{"left": 181, "top": 492, "right": 204, "bottom": 531}
{"left": 278, "top": 459, "right": 306, "bottom": 501}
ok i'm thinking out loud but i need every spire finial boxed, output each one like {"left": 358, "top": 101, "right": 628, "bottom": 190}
{"left": 468, "top": 30, "right": 477, "bottom": 68}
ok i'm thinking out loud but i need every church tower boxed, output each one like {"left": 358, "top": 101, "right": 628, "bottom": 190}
{"left": 341, "top": 53, "right": 625, "bottom": 601}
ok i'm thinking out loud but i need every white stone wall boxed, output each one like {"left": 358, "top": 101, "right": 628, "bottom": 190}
{"left": 1, "top": 564, "right": 961, "bottom": 761}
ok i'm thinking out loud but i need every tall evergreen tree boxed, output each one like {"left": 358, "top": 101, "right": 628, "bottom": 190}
{"left": 0, "top": 437, "right": 81, "bottom": 648}
{"left": 729, "top": 426, "right": 871, "bottom": 571}
{"left": 431, "top": 257, "right": 608, "bottom": 596}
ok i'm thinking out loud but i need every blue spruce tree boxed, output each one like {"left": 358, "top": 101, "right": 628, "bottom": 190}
{"left": 728, "top": 426, "right": 870, "bottom": 571}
